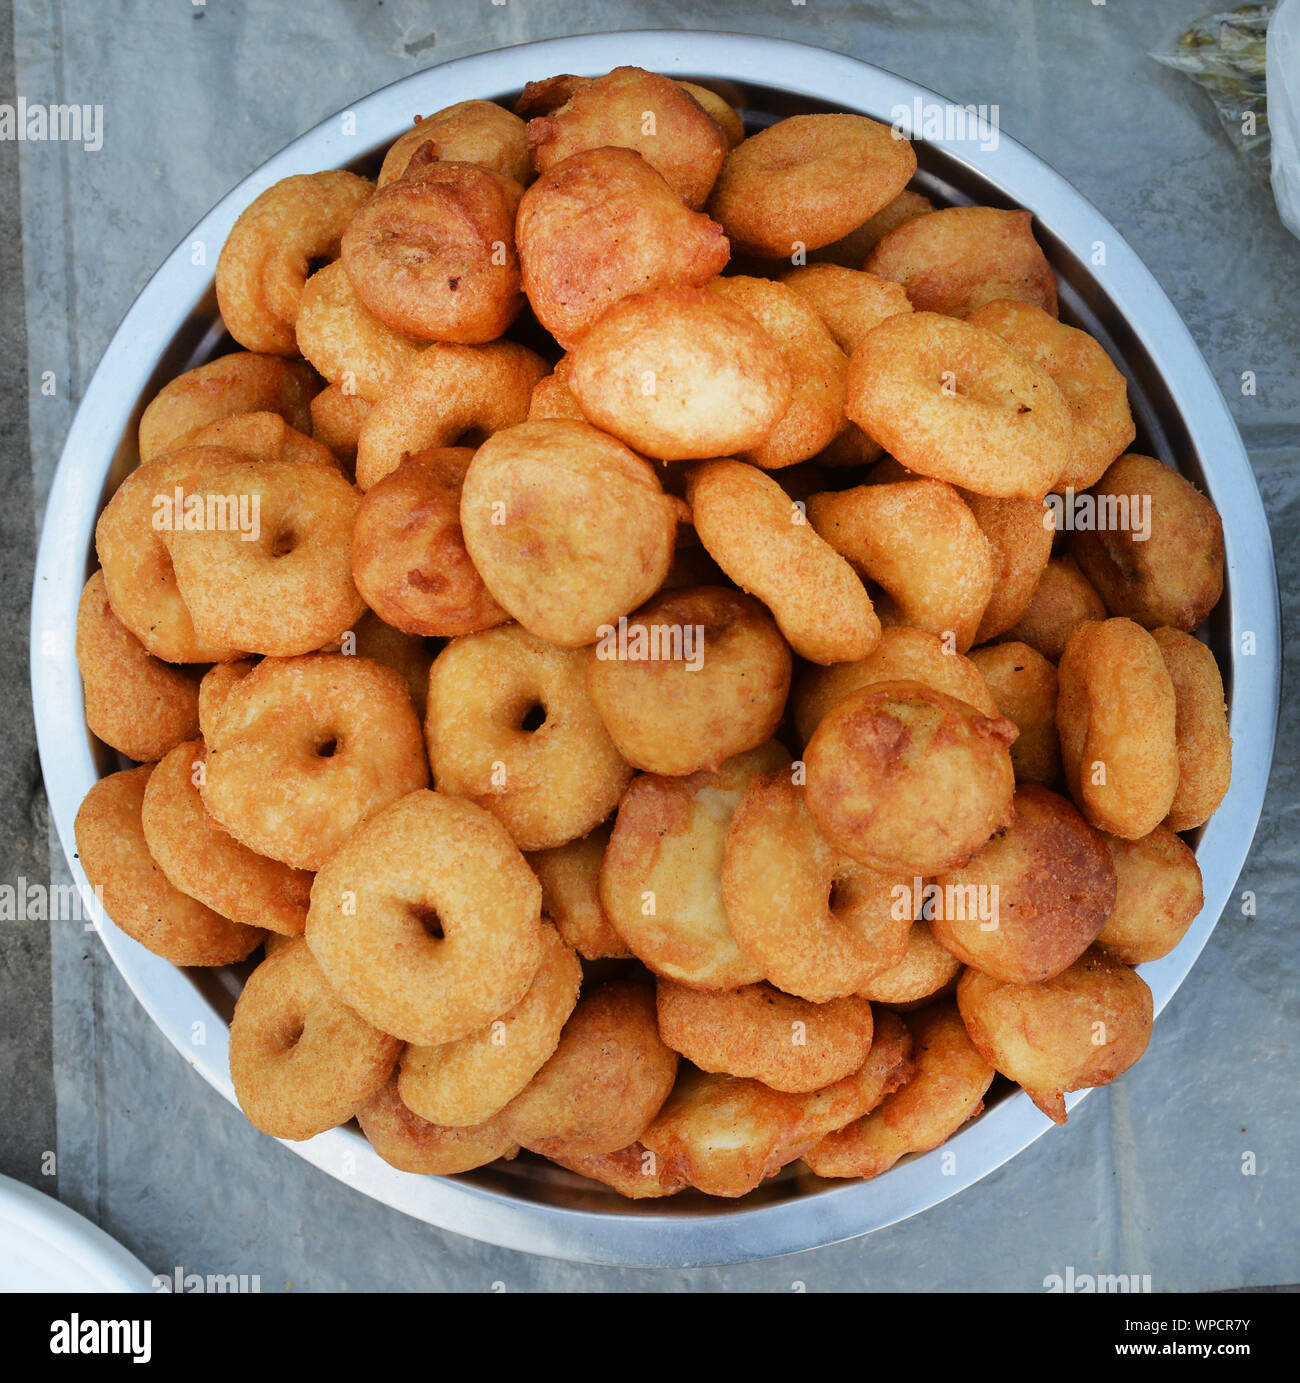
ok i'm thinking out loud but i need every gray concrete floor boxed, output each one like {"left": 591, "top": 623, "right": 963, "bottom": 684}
{"left": 0, "top": 0, "right": 54, "bottom": 1196}
{"left": 4, "top": 0, "right": 1298, "bottom": 1290}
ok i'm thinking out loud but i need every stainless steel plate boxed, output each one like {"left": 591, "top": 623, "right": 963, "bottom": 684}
{"left": 30, "top": 30, "right": 1280, "bottom": 1267}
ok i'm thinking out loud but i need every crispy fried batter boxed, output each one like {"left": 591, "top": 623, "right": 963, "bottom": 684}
{"left": 307, "top": 790, "right": 545, "bottom": 1046}
{"left": 599, "top": 743, "right": 788, "bottom": 990}
{"left": 708, "top": 114, "right": 916, "bottom": 257}
{"left": 76, "top": 570, "right": 200, "bottom": 762}
{"left": 501, "top": 981, "right": 678, "bottom": 1156}
{"left": 932, "top": 784, "right": 1116, "bottom": 983}
{"left": 1071, "top": 454, "right": 1225, "bottom": 633}
{"left": 657, "top": 979, "right": 874, "bottom": 1093}
{"left": 398, "top": 924, "right": 581, "bottom": 1125}
{"left": 957, "top": 949, "right": 1152, "bottom": 1124}
{"left": 74, "top": 766, "right": 264, "bottom": 966}
{"left": 642, "top": 1011, "right": 914, "bottom": 1197}
{"left": 229, "top": 939, "right": 399, "bottom": 1140}
{"left": 808, "top": 479, "right": 994, "bottom": 651}
{"left": 805, "top": 679, "right": 1017, "bottom": 875}
{"left": 687, "top": 459, "right": 880, "bottom": 665}
{"left": 517, "top": 147, "right": 729, "bottom": 349}
{"left": 1056, "top": 618, "right": 1179, "bottom": 838}
{"left": 722, "top": 771, "right": 912, "bottom": 1001}
{"left": 459, "top": 420, "right": 681, "bottom": 646}
{"left": 526, "top": 66, "right": 728, "bottom": 209}
{"left": 865, "top": 206, "right": 1057, "bottom": 318}
{"left": 804, "top": 1003, "right": 990, "bottom": 1177}
{"left": 585, "top": 585, "right": 791, "bottom": 776}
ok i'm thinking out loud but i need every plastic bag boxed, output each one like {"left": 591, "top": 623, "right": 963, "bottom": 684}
{"left": 1151, "top": 1, "right": 1300, "bottom": 239}
{"left": 1268, "top": 0, "right": 1300, "bottom": 237}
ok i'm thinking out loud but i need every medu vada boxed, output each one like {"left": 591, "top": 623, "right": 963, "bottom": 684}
{"left": 707, "top": 114, "right": 916, "bottom": 258}
{"left": 516, "top": 146, "right": 730, "bottom": 350}
{"left": 807, "top": 478, "right": 995, "bottom": 652}
{"left": 656, "top": 979, "right": 875, "bottom": 1094}
{"left": 341, "top": 158, "right": 525, "bottom": 343}
{"left": 459, "top": 420, "right": 682, "bottom": 646}
{"left": 425, "top": 622, "right": 632, "bottom": 852}
{"left": 94, "top": 448, "right": 240, "bottom": 665}
{"left": 686, "top": 459, "right": 880, "bottom": 665}
{"left": 499, "top": 980, "right": 679, "bottom": 1157}
{"left": 778, "top": 263, "right": 914, "bottom": 355}
{"left": 525, "top": 65, "right": 728, "bottom": 209}
{"left": 584, "top": 585, "right": 792, "bottom": 777}
{"left": 316, "top": 607, "right": 435, "bottom": 720}
{"left": 196, "top": 659, "right": 255, "bottom": 743}
{"left": 74, "top": 766, "right": 264, "bottom": 966}
{"left": 308, "top": 382, "right": 370, "bottom": 468}
{"left": 137, "top": 352, "right": 318, "bottom": 464}
{"left": 357, "top": 1077, "right": 519, "bottom": 1175}
{"left": 541, "top": 1141, "right": 685, "bottom": 1200}
{"left": 377, "top": 100, "right": 531, "bottom": 187}
{"left": 216, "top": 171, "right": 373, "bottom": 355}
{"left": 76, "top": 570, "right": 200, "bottom": 763}
{"left": 200, "top": 653, "right": 427, "bottom": 870}
{"left": 527, "top": 357, "right": 586, "bottom": 423}
{"left": 307, "top": 790, "right": 546, "bottom": 1046}
{"left": 598, "top": 742, "right": 788, "bottom": 990}
{"left": 161, "top": 451, "right": 366, "bottom": 657}
{"left": 804, "top": 1003, "right": 993, "bottom": 1179}
{"left": 1070, "top": 453, "right": 1226, "bottom": 633}
{"left": 968, "top": 641, "right": 1061, "bottom": 786}
{"left": 353, "top": 339, "right": 547, "bottom": 490}
{"left": 294, "top": 261, "right": 423, "bottom": 403}
{"left": 351, "top": 447, "right": 508, "bottom": 638}
{"left": 857, "top": 922, "right": 963, "bottom": 1010}
{"left": 1095, "top": 826, "right": 1205, "bottom": 964}
{"left": 398, "top": 923, "right": 582, "bottom": 1126}
{"left": 641, "top": 1026, "right": 911, "bottom": 1198}
{"left": 961, "top": 490, "right": 1056, "bottom": 643}
{"left": 1056, "top": 618, "right": 1180, "bottom": 839}
{"left": 864, "top": 206, "right": 1058, "bottom": 318}
{"left": 228, "top": 939, "right": 400, "bottom": 1140}
{"left": 804, "top": 679, "right": 1018, "bottom": 875}
{"left": 845, "top": 311, "right": 1073, "bottom": 500}
{"left": 957, "top": 949, "right": 1153, "bottom": 1124}
{"left": 793, "top": 625, "right": 998, "bottom": 744}
{"left": 1150, "top": 627, "right": 1231, "bottom": 831}
{"left": 1002, "top": 554, "right": 1107, "bottom": 663}
{"left": 966, "top": 298, "right": 1134, "bottom": 490}
{"left": 568, "top": 287, "right": 792, "bottom": 462}
{"left": 710, "top": 276, "right": 850, "bottom": 469}
{"left": 185, "top": 409, "right": 341, "bottom": 471}
{"left": 142, "top": 739, "right": 313, "bottom": 936}
{"left": 931, "top": 784, "right": 1117, "bottom": 984}
{"left": 526, "top": 823, "right": 630, "bottom": 961}
{"left": 840, "top": 188, "right": 936, "bottom": 256}
{"left": 722, "top": 770, "right": 912, "bottom": 1002}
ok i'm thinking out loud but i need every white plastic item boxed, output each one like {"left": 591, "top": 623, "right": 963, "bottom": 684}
{"left": 1269, "top": 0, "right": 1300, "bottom": 238}
{"left": 0, "top": 1174, "right": 156, "bottom": 1292}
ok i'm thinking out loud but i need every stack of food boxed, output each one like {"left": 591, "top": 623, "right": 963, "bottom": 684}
{"left": 72, "top": 66, "right": 1230, "bottom": 1200}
